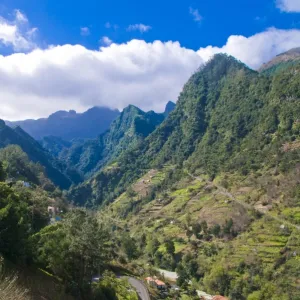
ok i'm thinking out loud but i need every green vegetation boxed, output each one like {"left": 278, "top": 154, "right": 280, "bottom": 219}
{"left": 70, "top": 52, "right": 300, "bottom": 299}
{"left": 0, "top": 146, "right": 137, "bottom": 299}
{"left": 1, "top": 50, "right": 300, "bottom": 299}
{"left": 0, "top": 122, "right": 81, "bottom": 189}
{"left": 92, "top": 271, "right": 138, "bottom": 300}
{"left": 62, "top": 105, "right": 165, "bottom": 179}
{"left": 69, "top": 53, "right": 300, "bottom": 209}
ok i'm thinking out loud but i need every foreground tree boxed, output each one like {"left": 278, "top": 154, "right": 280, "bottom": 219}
{"left": 33, "top": 209, "right": 110, "bottom": 298}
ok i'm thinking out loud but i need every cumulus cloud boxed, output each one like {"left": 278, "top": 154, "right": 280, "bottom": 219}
{"left": 197, "top": 27, "right": 300, "bottom": 69}
{"left": 80, "top": 27, "right": 90, "bottom": 36}
{"left": 0, "top": 28, "right": 300, "bottom": 120}
{"left": 127, "top": 24, "right": 152, "bottom": 33}
{"left": 277, "top": 0, "right": 300, "bottom": 12}
{"left": 189, "top": 7, "right": 202, "bottom": 23}
{"left": 100, "top": 36, "right": 113, "bottom": 46}
{"left": 0, "top": 10, "right": 37, "bottom": 51}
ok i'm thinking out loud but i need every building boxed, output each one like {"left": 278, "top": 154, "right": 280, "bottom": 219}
{"left": 48, "top": 206, "right": 60, "bottom": 216}
{"left": 145, "top": 277, "right": 166, "bottom": 290}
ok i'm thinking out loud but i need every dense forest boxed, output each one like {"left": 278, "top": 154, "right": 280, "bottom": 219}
{"left": 0, "top": 50, "right": 299, "bottom": 299}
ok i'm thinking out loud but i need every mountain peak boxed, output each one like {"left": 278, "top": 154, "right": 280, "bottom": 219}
{"left": 259, "top": 47, "right": 300, "bottom": 73}
{"left": 164, "top": 101, "right": 176, "bottom": 116}
{"left": 122, "top": 104, "right": 144, "bottom": 115}
{"left": 197, "top": 53, "right": 251, "bottom": 79}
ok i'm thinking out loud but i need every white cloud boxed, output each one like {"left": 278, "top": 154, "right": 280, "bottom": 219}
{"left": 0, "top": 9, "right": 36, "bottom": 51}
{"left": 189, "top": 7, "right": 202, "bottom": 23}
{"left": 0, "top": 28, "right": 300, "bottom": 120}
{"left": 127, "top": 24, "right": 152, "bottom": 33}
{"left": 100, "top": 36, "right": 113, "bottom": 46}
{"left": 277, "top": 0, "right": 300, "bottom": 12}
{"left": 14, "top": 9, "right": 28, "bottom": 23}
{"left": 197, "top": 27, "right": 300, "bottom": 69}
{"left": 80, "top": 27, "right": 90, "bottom": 36}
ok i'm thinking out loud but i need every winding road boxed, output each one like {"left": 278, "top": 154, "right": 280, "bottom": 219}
{"left": 128, "top": 277, "right": 150, "bottom": 300}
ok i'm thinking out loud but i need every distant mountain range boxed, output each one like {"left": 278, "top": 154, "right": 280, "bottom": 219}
{"left": 6, "top": 102, "right": 176, "bottom": 142}
{"left": 0, "top": 101, "right": 176, "bottom": 188}
{"left": 6, "top": 106, "right": 120, "bottom": 141}
{"left": 42, "top": 102, "right": 176, "bottom": 177}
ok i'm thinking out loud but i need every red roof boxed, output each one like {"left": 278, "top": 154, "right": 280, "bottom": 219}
{"left": 213, "top": 296, "right": 228, "bottom": 300}
{"left": 145, "top": 277, "right": 166, "bottom": 286}
{"left": 154, "top": 279, "right": 166, "bottom": 286}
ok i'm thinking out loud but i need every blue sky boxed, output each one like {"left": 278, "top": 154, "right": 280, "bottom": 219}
{"left": 0, "top": 0, "right": 300, "bottom": 120}
{"left": 1, "top": 0, "right": 300, "bottom": 51}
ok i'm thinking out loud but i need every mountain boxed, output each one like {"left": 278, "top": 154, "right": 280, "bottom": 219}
{"left": 0, "top": 120, "right": 81, "bottom": 189}
{"left": 2, "top": 50, "right": 300, "bottom": 299}
{"left": 164, "top": 101, "right": 176, "bottom": 116}
{"left": 7, "top": 106, "right": 120, "bottom": 140}
{"left": 69, "top": 53, "right": 300, "bottom": 207}
{"left": 60, "top": 105, "right": 166, "bottom": 177}
{"left": 259, "top": 47, "right": 300, "bottom": 74}
{"left": 40, "top": 136, "right": 73, "bottom": 157}
{"left": 67, "top": 52, "right": 300, "bottom": 299}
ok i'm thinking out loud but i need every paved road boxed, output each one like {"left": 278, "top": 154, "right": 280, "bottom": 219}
{"left": 128, "top": 277, "right": 150, "bottom": 300}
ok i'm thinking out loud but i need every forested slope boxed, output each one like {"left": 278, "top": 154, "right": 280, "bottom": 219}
{"left": 0, "top": 120, "right": 81, "bottom": 189}
{"left": 69, "top": 53, "right": 300, "bottom": 206}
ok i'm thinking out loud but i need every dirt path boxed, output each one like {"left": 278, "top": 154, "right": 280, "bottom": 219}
{"left": 187, "top": 172, "right": 300, "bottom": 231}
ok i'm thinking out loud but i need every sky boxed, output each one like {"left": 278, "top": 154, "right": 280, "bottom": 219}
{"left": 0, "top": 0, "right": 300, "bottom": 120}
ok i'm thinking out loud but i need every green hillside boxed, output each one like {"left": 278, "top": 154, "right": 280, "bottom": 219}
{"left": 0, "top": 121, "right": 82, "bottom": 189}
{"left": 65, "top": 52, "right": 300, "bottom": 299}
{"left": 69, "top": 53, "right": 300, "bottom": 206}
{"left": 1, "top": 50, "right": 299, "bottom": 299}
{"left": 60, "top": 105, "right": 165, "bottom": 177}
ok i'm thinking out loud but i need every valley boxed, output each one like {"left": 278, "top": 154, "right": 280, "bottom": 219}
{"left": 0, "top": 49, "right": 299, "bottom": 300}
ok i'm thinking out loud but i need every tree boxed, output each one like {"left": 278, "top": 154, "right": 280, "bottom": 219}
{"left": 92, "top": 271, "right": 138, "bottom": 300}
{"left": 192, "top": 223, "right": 202, "bottom": 238}
{"left": 211, "top": 224, "right": 221, "bottom": 237}
{"left": 0, "top": 162, "right": 6, "bottom": 181}
{"left": 33, "top": 209, "right": 110, "bottom": 298}
{"left": 201, "top": 221, "right": 208, "bottom": 234}
{"left": 176, "top": 264, "right": 189, "bottom": 288}
{"left": 121, "top": 234, "right": 139, "bottom": 260}
{"left": 223, "top": 219, "right": 233, "bottom": 235}
{"left": 146, "top": 237, "right": 160, "bottom": 258}
{"left": 203, "top": 265, "right": 231, "bottom": 296}
{"left": 165, "top": 240, "right": 175, "bottom": 256}
{"left": 0, "top": 183, "right": 30, "bottom": 262}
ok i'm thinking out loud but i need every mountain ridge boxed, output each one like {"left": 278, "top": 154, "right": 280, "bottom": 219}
{"left": 0, "top": 120, "right": 81, "bottom": 189}
{"left": 68, "top": 52, "right": 300, "bottom": 207}
{"left": 259, "top": 46, "right": 300, "bottom": 74}
{"left": 6, "top": 106, "right": 120, "bottom": 141}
